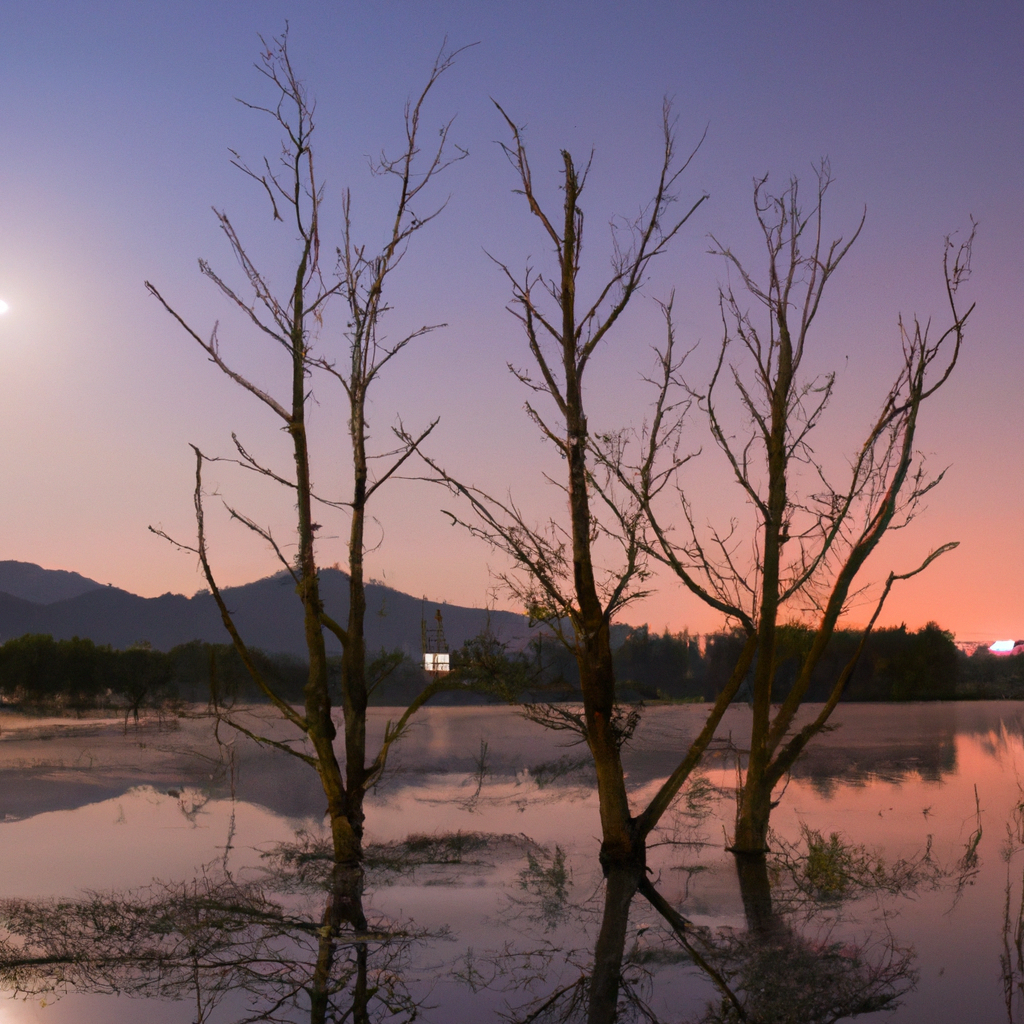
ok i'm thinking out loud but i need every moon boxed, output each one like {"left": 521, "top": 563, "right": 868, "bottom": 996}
{"left": 0, "top": 300, "right": 9, "bottom": 315}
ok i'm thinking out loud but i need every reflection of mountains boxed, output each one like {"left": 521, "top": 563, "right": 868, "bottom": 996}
{"left": 0, "top": 772, "right": 132, "bottom": 822}
{"left": 626, "top": 702, "right": 1024, "bottom": 792}
{"left": 759, "top": 704, "right": 1017, "bottom": 791}
{"left": 0, "top": 741, "right": 332, "bottom": 825}
{"left": 746, "top": 702, "right": 1024, "bottom": 790}
{"left": 7, "top": 702, "right": 1024, "bottom": 825}
{"left": 784, "top": 737, "right": 957, "bottom": 793}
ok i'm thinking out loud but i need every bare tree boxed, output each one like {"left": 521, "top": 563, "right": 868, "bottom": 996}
{"left": 417, "top": 104, "right": 765, "bottom": 1024}
{"left": 609, "top": 164, "right": 975, "bottom": 854}
{"left": 146, "top": 32, "right": 466, "bottom": 904}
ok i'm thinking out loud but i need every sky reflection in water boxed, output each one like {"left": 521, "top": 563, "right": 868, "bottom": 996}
{"left": 0, "top": 703, "right": 1021, "bottom": 1021}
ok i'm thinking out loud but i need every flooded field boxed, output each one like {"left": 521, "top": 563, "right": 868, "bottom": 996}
{"left": 0, "top": 701, "right": 1021, "bottom": 1022}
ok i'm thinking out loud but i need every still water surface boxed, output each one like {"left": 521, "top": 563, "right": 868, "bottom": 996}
{"left": 0, "top": 702, "right": 1020, "bottom": 1022}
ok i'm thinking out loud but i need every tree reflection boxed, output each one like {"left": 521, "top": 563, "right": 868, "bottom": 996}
{"left": 0, "top": 846, "right": 423, "bottom": 1023}
{"left": 683, "top": 852, "right": 917, "bottom": 1024}
{"left": 476, "top": 829, "right": 922, "bottom": 1024}
{"left": 1001, "top": 781, "right": 1024, "bottom": 1022}
{"left": 0, "top": 824, "right": 928, "bottom": 1024}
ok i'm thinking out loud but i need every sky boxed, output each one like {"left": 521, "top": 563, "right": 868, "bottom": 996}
{"left": 0, "top": 1, "right": 1020, "bottom": 642}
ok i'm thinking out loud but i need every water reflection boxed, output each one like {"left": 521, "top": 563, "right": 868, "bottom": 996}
{"left": 0, "top": 705, "right": 1023, "bottom": 1020}
{"left": 5, "top": 702, "right": 1024, "bottom": 824}
{"left": 691, "top": 844, "right": 921, "bottom": 1023}
{"left": 0, "top": 813, "right": 990, "bottom": 1023}
{"left": 1002, "top": 776, "right": 1024, "bottom": 1023}
{"left": 437, "top": 768, "right": 934, "bottom": 1024}
{"left": 486, "top": 843, "right": 924, "bottom": 1024}
{"left": 0, "top": 845, "right": 423, "bottom": 1023}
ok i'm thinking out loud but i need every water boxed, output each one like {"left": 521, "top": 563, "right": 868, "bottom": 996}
{"left": 0, "top": 702, "right": 1020, "bottom": 1022}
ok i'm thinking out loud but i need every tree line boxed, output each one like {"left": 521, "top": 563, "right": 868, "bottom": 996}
{"left": 448, "top": 620, "right": 1023, "bottom": 704}
{"left": 8, "top": 620, "right": 1018, "bottom": 714}
{"left": 0, "top": 634, "right": 303, "bottom": 714}
{"left": 506, "top": 621, "right": 1014, "bottom": 703}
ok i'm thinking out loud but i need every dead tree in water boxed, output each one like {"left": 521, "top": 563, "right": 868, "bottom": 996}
{"left": 417, "top": 104, "right": 759, "bottom": 1024}
{"left": 147, "top": 33, "right": 466, "bottom": 902}
{"left": 608, "top": 166, "right": 975, "bottom": 854}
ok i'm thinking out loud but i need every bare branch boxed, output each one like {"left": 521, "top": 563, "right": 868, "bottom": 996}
{"left": 146, "top": 283, "right": 292, "bottom": 422}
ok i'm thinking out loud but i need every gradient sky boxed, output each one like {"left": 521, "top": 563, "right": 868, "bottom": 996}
{"left": 0, "top": 1, "right": 1020, "bottom": 642}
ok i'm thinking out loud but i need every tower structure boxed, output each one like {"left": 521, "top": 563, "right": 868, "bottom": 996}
{"left": 421, "top": 606, "right": 450, "bottom": 675}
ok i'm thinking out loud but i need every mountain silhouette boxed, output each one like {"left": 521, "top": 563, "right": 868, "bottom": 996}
{"left": 0, "top": 562, "right": 531, "bottom": 658}
{"left": 0, "top": 561, "right": 104, "bottom": 604}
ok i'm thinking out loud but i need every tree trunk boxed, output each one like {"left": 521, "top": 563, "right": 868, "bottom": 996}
{"left": 578, "top": 632, "right": 636, "bottom": 869}
{"left": 308, "top": 867, "right": 369, "bottom": 1024}
{"left": 342, "top": 391, "right": 369, "bottom": 853}
{"left": 560, "top": 156, "right": 635, "bottom": 870}
{"left": 588, "top": 862, "right": 643, "bottom": 1024}
{"left": 732, "top": 775, "right": 773, "bottom": 854}
{"left": 733, "top": 851, "right": 778, "bottom": 937}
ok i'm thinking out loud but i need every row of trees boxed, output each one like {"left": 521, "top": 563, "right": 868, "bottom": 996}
{"left": 515, "top": 621, "right": 964, "bottom": 703}
{"left": 144, "top": 32, "right": 974, "bottom": 1024}
{"left": 0, "top": 634, "right": 175, "bottom": 716}
{"left": 0, "top": 634, "right": 307, "bottom": 713}
{"left": 0, "top": 618, "right": 985, "bottom": 711}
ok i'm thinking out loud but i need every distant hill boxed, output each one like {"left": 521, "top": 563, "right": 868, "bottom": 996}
{"left": 0, "top": 561, "right": 104, "bottom": 604}
{"left": 0, "top": 563, "right": 531, "bottom": 658}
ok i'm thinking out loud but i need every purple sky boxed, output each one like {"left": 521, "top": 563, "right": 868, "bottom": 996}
{"left": 0, "top": 1, "right": 1020, "bottom": 641}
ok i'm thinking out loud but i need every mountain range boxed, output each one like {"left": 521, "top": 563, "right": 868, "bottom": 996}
{"left": 0, "top": 561, "right": 531, "bottom": 659}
